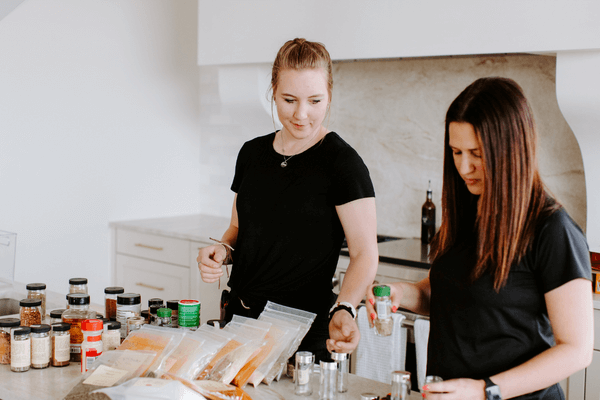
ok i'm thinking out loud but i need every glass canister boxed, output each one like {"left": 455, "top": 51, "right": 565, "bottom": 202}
{"left": 20, "top": 298, "right": 42, "bottom": 327}
{"left": 62, "top": 293, "right": 96, "bottom": 362}
{"left": 49, "top": 309, "right": 66, "bottom": 324}
{"left": 81, "top": 319, "right": 103, "bottom": 373}
{"left": 148, "top": 298, "right": 164, "bottom": 309}
{"left": 30, "top": 324, "right": 51, "bottom": 369}
{"left": 26, "top": 283, "right": 47, "bottom": 319}
{"left": 102, "top": 321, "right": 121, "bottom": 351}
{"left": 11, "top": 327, "right": 31, "bottom": 372}
{"left": 157, "top": 308, "right": 172, "bottom": 328}
{"left": 69, "top": 278, "right": 88, "bottom": 294}
{"left": 294, "top": 351, "right": 314, "bottom": 396}
{"left": 126, "top": 316, "right": 146, "bottom": 336}
{"left": 373, "top": 285, "right": 393, "bottom": 337}
{"left": 149, "top": 305, "right": 161, "bottom": 325}
{"left": 391, "top": 370, "right": 411, "bottom": 400}
{"left": 0, "top": 317, "right": 20, "bottom": 365}
{"left": 51, "top": 323, "right": 71, "bottom": 367}
{"left": 319, "top": 360, "right": 337, "bottom": 400}
{"left": 166, "top": 300, "right": 179, "bottom": 328}
{"left": 116, "top": 293, "right": 141, "bottom": 339}
{"left": 104, "top": 287, "right": 124, "bottom": 321}
{"left": 141, "top": 310, "right": 149, "bottom": 324}
{"left": 331, "top": 351, "right": 348, "bottom": 393}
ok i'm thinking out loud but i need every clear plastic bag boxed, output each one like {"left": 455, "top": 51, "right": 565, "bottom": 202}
{"left": 91, "top": 377, "right": 207, "bottom": 400}
{"left": 81, "top": 350, "right": 157, "bottom": 387}
{"left": 153, "top": 333, "right": 205, "bottom": 379}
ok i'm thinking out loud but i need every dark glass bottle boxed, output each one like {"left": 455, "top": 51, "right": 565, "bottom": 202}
{"left": 421, "top": 180, "right": 436, "bottom": 244}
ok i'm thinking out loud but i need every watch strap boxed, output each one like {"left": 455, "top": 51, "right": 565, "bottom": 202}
{"left": 483, "top": 377, "right": 502, "bottom": 400}
{"left": 328, "top": 301, "right": 357, "bottom": 320}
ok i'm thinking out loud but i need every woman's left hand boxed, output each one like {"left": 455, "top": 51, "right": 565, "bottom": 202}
{"left": 422, "top": 378, "right": 485, "bottom": 400}
{"left": 326, "top": 310, "right": 360, "bottom": 353}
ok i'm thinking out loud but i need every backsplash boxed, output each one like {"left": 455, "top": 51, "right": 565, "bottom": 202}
{"left": 199, "top": 54, "right": 585, "bottom": 238}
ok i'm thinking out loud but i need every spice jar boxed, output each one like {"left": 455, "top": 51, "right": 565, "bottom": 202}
{"left": 294, "top": 351, "right": 314, "bottom": 396}
{"left": 319, "top": 360, "right": 337, "bottom": 400}
{"left": 141, "top": 310, "right": 149, "bottom": 324}
{"left": 117, "top": 293, "right": 141, "bottom": 339}
{"left": 331, "top": 351, "right": 348, "bottom": 393}
{"left": 11, "top": 327, "right": 31, "bottom": 372}
{"left": 62, "top": 293, "right": 96, "bottom": 362}
{"left": 69, "top": 277, "right": 88, "bottom": 294}
{"left": 149, "top": 305, "right": 161, "bottom": 325}
{"left": 0, "top": 317, "right": 20, "bottom": 365}
{"left": 49, "top": 309, "right": 66, "bottom": 324}
{"left": 81, "top": 319, "right": 103, "bottom": 373}
{"left": 30, "top": 324, "right": 51, "bottom": 369}
{"left": 390, "top": 371, "right": 411, "bottom": 400}
{"left": 148, "top": 298, "right": 164, "bottom": 309}
{"left": 373, "top": 285, "right": 393, "bottom": 337}
{"left": 126, "top": 316, "right": 146, "bottom": 336}
{"left": 166, "top": 300, "right": 179, "bottom": 328}
{"left": 178, "top": 299, "right": 200, "bottom": 329}
{"left": 104, "top": 286, "right": 124, "bottom": 321}
{"left": 20, "top": 298, "right": 42, "bottom": 327}
{"left": 102, "top": 321, "right": 121, "bottom": 351}
{"left": 26, "top": 283, "right": 47, "bottom": 319}
{"left": 51, "top": 323, "right": 71, "bottom": 367}
{"left": 157, "top": 308, "right": 172, "bottom": 328}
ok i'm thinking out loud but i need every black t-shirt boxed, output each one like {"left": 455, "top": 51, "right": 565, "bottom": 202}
{"left": 229, "top": 131, "right": 375, "bottom": 316}
{"left": 427, "top": 208, "right": 591, "bottom": 399}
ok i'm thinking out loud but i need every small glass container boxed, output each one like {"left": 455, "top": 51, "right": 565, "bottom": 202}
{"left": 102, "top": 321, "right": 121, "bottom": 351}
{"left": 373, "top": 285, "right": 393, "bottom": 337}
{"left": 49, "top": 309, "right": 66, "bottom": 324}
{"left": 26, "top": 283, "right": 47, "bottom": 319}
{"left": 141, "top": 310, "right": 149, "bottom": 324}
{"left": 331, "top": 351, "right": 348, "bottom": 393}
{"left": 360, "top": 394, "right": 379, "bottom": 400}
{"left": 319, "top": 360, "right": 337, "bottom": 400}
{"left": 0, "top": 318, "right": 20, "bottom": 365}
{"left": 81, "top": 319, "right": 103, "bottom": 373}
{"left": 30, "top": 324, "right": 51, "bottom": 369}
{"left": 391, "top": 370, "right": 411, "bottom": 400}
{"left": 157, "top": 308, "right": 172, "bottom": 328}
{"left": 126, "top": 316, "right": 146, "bottom": 336}
{"left": 116, "top": 293, "right": 141, "bottom": 339}
{"left": 294, "top": 351, "right": 314, "bottom": 396}
{"left": 148, "top": 298, "right": 164, "bottom": 309}
{"left": 69, "top": 277, "right": 88, "bottom": 294}
{"left": 149, "top": 305, "right": 161, "bottom": 325}
{"left": 62, "top": 293, "right": 96, "bottom": 362}
{"left": 11, "top": 327, "right": 31, "bottom": 372}
{"left": 20, "top": 298, "right": 42, "bottom": 327}
{"left": 104, "top": 287, "right": 124, "bottom": 321}
{"left": 166, "top": 300, "right": 179, "bottom": 328}
{"left": 51, "top": 323, "right": 71, "bottom": 367}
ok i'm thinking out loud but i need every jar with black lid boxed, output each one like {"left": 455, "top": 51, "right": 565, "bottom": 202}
{"left": 102, "top": 321, "right": 121, "bottom": 351}
{"left": 148, "top": 298, "right": 164, "bottom": 308}
{"left": 104, "top": 286, "right": 124, "bottom": 320}
{"left": 62, "top": 293, "right": 95, "bottom": 362}
{"left": 20, "top": 298, "right": 42, "bottom": 327}
{"left": 11, "top": 327, "right": 31, "bottom": 372}
{"left": 69, "top": 277, "right": 88, "bottom": 294}
{"left": 30, "top": 324, "right": 51, "bottom": 369}
{"left": 0, "top": 317, "right": 20, "bottom": 365}
{"left": 26, "top": 283, "right": 47, "bottom": 318}
{"left": 141, "top": 310, "right": 149, "bottom": 323}
{"left": 149, "top": 305, "right": 161, "bottom": 325}
{"left": 116, "top": 293, "right": 141, "bottom": 339}
{"left": 49, "top": 309, "right": 66, "bottom": 324}
{"left": 51, "top": 323, "right": 71, "bottom": 367}
{"left": 166, "top": 300, "right": 179, "bottom": 328}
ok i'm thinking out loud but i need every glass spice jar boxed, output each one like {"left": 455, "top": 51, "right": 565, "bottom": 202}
{"left": 81, "top": 319, "right": 103, "bottom": 373}
{"left": 51, "top": 323, "right": 71, "bottom": 367}
{"left": 141, "top": 310, "right": 149, "bottom": 324}
{"left": 166, "top": 300, "right": 179, "bottom": 328}
{"left": 11, "top": 327, "right": 31, "bottom": 372}
{"left": 104, "top": 286, "right": 124, "bottom": 321}
{"left": 102, "top": 321, "right": 121, "bottom": 351}
{"left": 0, "top": 317, "right": 20, "bottom": 365}
{"left": 319, "top": 360, "right": 338, "bottom": 400}
{"left": 373, "top": 285, "right": 394, "bottom": 337}
{"left": 148, "top": 298, "right": 164, "bottom": 309}
{"left": 49, "top": 309, "right": 66, "bottom": 324}
{"left": 20, "top": 298, "right": 42, "bottom": 327}
{"left": 62, "top": 293, "right": 96, "bottom": 362}
{"left": 30, "top": 324, "right": 51, "bottom": 369}
{"left": 294, "top": 351, "right": 314, "bottom": 396}
{"left": 149, "top": 305, "right": 161, "bottom": 325}
{"left": 26, "top": 283, "right": 47, "bottom": 319}
{"left": 117, "top": 293, "right": 141, "bottom": 339}
{"left": 331, "top": 351, "right": 349, "bottom": 393}
{"left": 126, "top": 316, "right": 146, "bottom": 336}
{"left": 391, "top": 370, "right": 411, "bottom": 400}
{"left": 69, "top": 277, "right": 88, "bottom": 294}
{"left": 157, "top": 308, "right": 172, "bottom": 328}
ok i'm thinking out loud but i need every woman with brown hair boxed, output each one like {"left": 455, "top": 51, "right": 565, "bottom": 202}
{"left": 366, "top": 77, "right": 593, "bottom": 399}
{"left": 197, "top": 38, "right": 378, "bottom": 362}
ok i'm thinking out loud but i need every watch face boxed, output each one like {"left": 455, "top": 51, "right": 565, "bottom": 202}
{"left": 486, "top": 385, "right": 502, "bottom": 400}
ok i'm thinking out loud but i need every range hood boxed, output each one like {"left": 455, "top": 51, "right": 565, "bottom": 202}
{"left": 197, "top": 1, "right": 600, "bottom": 252}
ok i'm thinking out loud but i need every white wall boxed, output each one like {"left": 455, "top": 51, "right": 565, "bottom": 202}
{"left": 0, "top": 0, "right": 201, "bottom": 302}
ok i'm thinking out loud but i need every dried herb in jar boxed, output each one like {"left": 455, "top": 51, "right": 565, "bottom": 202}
{"left": 20, "top": 299, "right": 42, "bottom": 327}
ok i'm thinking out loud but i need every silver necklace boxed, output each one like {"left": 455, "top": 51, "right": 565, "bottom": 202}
{"left": 279, "top": 130, "right": 318, "bottom": 168}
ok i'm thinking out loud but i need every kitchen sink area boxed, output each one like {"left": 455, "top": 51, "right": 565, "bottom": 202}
{"left": 0, "top": 297, "right": 19, "bottom": 316}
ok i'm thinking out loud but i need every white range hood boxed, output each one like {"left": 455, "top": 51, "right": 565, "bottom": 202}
{"left": 197, "top": 0, "right": 600, "bottom": 252}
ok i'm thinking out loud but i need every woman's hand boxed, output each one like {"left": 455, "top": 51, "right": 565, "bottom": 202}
{"left": 326, "top": 310, "right": 360, "bottom": 353}
{"left": 364, "top": 282, "right": 401, "bottom": 327}
{"left": 422, "top": 378, "right": 485, "bottom": 400}
{"left": 197, "top": 245, "right": 227, "bottom": 283}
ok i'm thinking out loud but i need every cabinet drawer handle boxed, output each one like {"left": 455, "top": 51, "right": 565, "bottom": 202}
{"left": 134, "top": 243, "right": 163, "bottom": 251}
{"left": 135, "top": 282, "right": 165, "bottom": 291}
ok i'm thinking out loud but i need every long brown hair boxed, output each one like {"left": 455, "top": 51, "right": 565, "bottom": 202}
{"left": 430, "top": 77, "right": 559, "bottom": 291}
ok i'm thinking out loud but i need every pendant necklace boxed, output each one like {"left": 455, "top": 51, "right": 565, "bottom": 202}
{"left": 279, "top": 130, "right": 318, "bottom": 168}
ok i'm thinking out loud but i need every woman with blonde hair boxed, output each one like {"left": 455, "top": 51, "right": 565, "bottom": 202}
{"left": 198, "top": 38, "right": 378, "bottom": 361}
{"left": 367, "top": 77, "right": 592, "bottom": 399}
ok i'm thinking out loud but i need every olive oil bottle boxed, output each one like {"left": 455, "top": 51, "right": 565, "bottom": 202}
{"left": 421, "top": 180, "right": 436, "bottom": 244}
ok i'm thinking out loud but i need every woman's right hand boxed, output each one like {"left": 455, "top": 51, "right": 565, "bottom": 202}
{"left": 364, "top": 282, "right": 402, "bottom": 328}
{"left": 197, "top": 245, "right": 227, "bottom": 283}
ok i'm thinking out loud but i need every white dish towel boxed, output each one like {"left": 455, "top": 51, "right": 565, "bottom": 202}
{"left": 355, "top": 306, "right": 407, "bottom": 384}
{"left": 414, "top": 317, "right": 430, "bottom": 390}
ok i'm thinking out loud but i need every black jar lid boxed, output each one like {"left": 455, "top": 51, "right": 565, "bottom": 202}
{"left": 106, "top": 321, "right": 121, "bottom": 330}
{"left": 68, "top": 293, "right": 90, "bottom": 305}
{"left": 69, "top": 278, "right": 88, "bottom": 285}
{"left": 166, "top": 300, "right": 179, "bottom": 311}
{"left": 49, "top": 309, "right": 66, "bottom": 319}
{"left": 13, "top": 327, "right": 31, "bottom": 336}
{"left": 20, "top": 298, "right": 42, "bottom": 307}
{"left": 51, "top": 322, "right": 71, "bottom": 332}
{"left": 97, "top": 318, "right": 110, "bottom": 325}
{"left": 149, "top": 305, "right": 161, "bottom": 314}
{"left": 141, "top": 310, "right": 149, "bottom": 319}
{"left": 117, "top": 293, "right": 141, "bottom": 305}
{"left": 104, "top": 286, "right": 124, "bottom": 295}
{"left": 148, "top": 298, "right": 164, "bottom": 307}
{"left": 0, "top": 317, "right": 21, "bottom": 328}
{"left": 26, "top": 283, "right": 46, "bottom": 290}
{"left": 30, "top": 324, "right": 51, "bottom": 333}
{"left": 95, "top": 313, "right": 104, "bottom": 319}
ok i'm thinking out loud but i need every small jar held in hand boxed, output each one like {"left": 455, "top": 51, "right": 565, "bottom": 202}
{"left": 373, "top": 285, "right": 393, "bottom": 336}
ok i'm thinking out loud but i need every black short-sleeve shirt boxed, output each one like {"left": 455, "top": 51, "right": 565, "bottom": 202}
{"left": 229, "top": 131, "right": 375, "bottom": 315}
{"left": 428, "top": 208, "right": 591, "bottom": 399}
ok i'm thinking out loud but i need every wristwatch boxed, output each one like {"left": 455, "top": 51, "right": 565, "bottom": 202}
{"left": 483, "top": 377, "right": 502, "bottom": 400}
{"left": 328, "top": 301, "right": 357, "bottom": 320}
